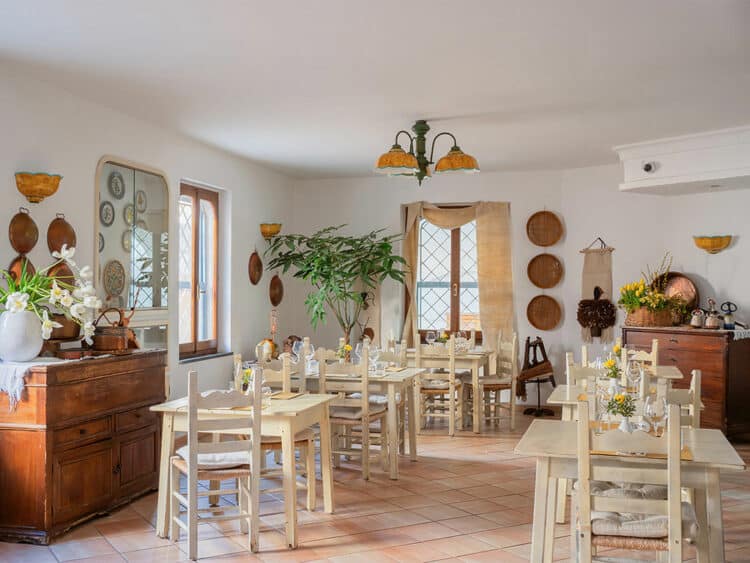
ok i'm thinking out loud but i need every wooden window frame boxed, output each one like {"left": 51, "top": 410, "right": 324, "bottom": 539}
{"left": 179, "top": 183, "right": 219, "bottom": 360}
{"left": 411, "top": 216, "right": 482, "bottom": 344}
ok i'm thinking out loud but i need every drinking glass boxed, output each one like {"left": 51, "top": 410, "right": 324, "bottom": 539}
{"left": 352, "top": 342, "right": 363, "bottom": 365}
{"left": 369, "top": 344, "right": 381, "bottom": 371}
{"left": 291, "top": 340, "right": 304, "bottom": 364}
{"left": 425, "top": 331, "right": 437, "bottom": 345}
{"left": 626, "top": 360, "right": 642, "bottom": 392}
{"left": 644, "top": 395, "right": 668, "bottom": 437}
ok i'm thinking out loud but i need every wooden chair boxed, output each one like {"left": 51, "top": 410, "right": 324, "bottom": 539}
{"left": 519, "top": 336, "right": 556, "bottom": 417}
{"left": 621, "top": 338, "right": 659, "bottom": 389}
{"left": 316, "top": 346, "right": 388, "bottom": 480}
{"left": 170, "top": 370, "right": 262, "bottom": 559}
{"left": 461, "top": 332, "right": 519, "bottom": 430}
{"left": 667, "top": 369, "right": 702, "bottom": 429}
{"left": 572, "top": 400, "right": 699, "bottom": 562}
{"left": 376, "top": 339, "right": 408, "bottom": 452}
{"left": 260, "top": 352, "right": 293, "bottom": 394}
{"left": 414, "top": 335, "right": 464, "bottom": 436}
{"left": 565, "top": 352, "right": 600, "bottom": 388}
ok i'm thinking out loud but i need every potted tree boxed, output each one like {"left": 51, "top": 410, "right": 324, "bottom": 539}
{"left": 265, "top": 225, "right": 405, "bottom": 342}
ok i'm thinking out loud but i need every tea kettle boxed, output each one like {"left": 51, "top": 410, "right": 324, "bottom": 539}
{"left": 690, "top": 309, "right": 705, "bottom": 328}
{"left": 722, "top": 301, "right": 738, "bottom": 330}
{"left": 704, "top": 298, "right": 723, "bottom": 330}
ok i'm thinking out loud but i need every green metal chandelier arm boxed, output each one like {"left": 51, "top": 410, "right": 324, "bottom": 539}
{"left": 394, "top": 130, "right": 415, "bottom": 153}
{"left": 428, "top": 131, "right": 458, "bottom": 163}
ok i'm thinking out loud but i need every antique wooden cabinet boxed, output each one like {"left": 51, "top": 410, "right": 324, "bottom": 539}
{"left": 622, "top": 326, "right": 750, "bottom": 436}
{"left": 0, "top": 350, "right": 167, "bottom": 544}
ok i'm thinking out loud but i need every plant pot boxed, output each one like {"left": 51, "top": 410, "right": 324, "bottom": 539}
{"left": 0, "top": 310, "right": 43, "bottom": 362}
{"left": 624, "top": 307, "right": 673, "bottom": 327}
{"left": 618, "top": 417, "right": 634, "bottom": 433}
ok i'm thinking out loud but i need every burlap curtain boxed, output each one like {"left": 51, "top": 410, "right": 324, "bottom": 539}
{"left": 401, "top": 201, "right": 513, "bottom": 353}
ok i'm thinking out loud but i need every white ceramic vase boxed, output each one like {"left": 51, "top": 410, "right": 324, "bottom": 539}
{"left": 608, "top": 377, "right": 622, "bottom": 395}
{"left": 0, "top": 310, "right": 43, "bottom": 362}
{"left": 618, "top": 417, "right": 634, "bottom": 433}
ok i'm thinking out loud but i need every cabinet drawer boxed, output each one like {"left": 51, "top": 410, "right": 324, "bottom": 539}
{"left": 627, "top": 330, "right": 725, "bottom": 353}
{"left": 116, "top": 406, "right": 157, "bottom": 434}
{"left": 54, "top": 417, "right": 111, "bottom": 449}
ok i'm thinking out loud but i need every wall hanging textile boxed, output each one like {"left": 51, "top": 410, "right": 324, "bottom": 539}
{"left": 579, "top": 243, "right": 615, "bottom": 343}
{"left": 401, "top": 201, "right": 513, "bottom": 354}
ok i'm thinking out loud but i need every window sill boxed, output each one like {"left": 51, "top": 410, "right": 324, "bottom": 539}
{"left": 179, "top": 351, "right": 232, "bottom": 365}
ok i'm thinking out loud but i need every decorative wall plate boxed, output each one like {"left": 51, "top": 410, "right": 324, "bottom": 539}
{"left": 135, "top": 189, "right": 147, "bottom": 212}
{"left": 526, "top": 210, "right": 563, "bottom": 247}
{"left": 47, "top": 213, "right": 77, "bottom": 254}
{"left": 135, "top": 219, "right": 148, "bottom": 231}
{"left": 269, "top": 274, "right": 284, "bottom": 306}
{"left": 8, "top": 255, "right": 35, "bottom": 282}
{"left": 108, "top": 170, "right": 125, "bottom": 199}
{"left": 8, "top": 207, "right": 38, "bottom": 254}
{"left": 122, "top": 229, "right": 132, "bottom": 252}
{"left": 123, "top": 204, "right": 135, "bottom": 226}
{"left": 99, "top": 232, "right": 105, "bottom": 253}
{"left": 248, "top": 251, "right": 263, "bottom": 285}
{"left": 99, "top": 200, "right": 115, "bottom": 227}
{"left": 103, "top": 260, "right": 126, "bottom": 297}
{"left": 527, "top": 253, "right": 564, "bottom": 289}
{"left": 527, "top": 295, "right": 562, "bottom": 331}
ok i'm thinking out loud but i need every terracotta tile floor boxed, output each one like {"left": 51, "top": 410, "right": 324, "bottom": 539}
{"left": 2, "top": 414, "right": 750, "bottom": 562}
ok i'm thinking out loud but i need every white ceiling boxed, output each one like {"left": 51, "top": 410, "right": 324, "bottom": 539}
{"left": 1, "top": 1, "right": 749, "bottom": 178}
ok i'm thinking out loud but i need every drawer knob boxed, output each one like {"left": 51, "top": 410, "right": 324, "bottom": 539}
{"left": 79, "top": 428, "right": 87, "bottom": 435}
{"left": 669, "top": 337, "right": 678, "bottom": 343}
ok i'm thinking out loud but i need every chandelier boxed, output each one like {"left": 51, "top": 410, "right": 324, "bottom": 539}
{"left": 375, "top": 119, "right": 479, "bottom": 185}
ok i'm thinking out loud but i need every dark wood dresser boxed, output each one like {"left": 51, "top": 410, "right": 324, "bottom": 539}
{"left": 0, "top": 349, "right": 167, "bottom": 544}
{"left": 622, "top": 326, "right": 750, "bottom": 436}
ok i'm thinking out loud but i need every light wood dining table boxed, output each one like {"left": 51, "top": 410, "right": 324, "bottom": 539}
{"left": 303, "top": 367, "right": 424, "bottom": 479}
{"left": 151, "top": 393, "right": 335, "bottom": 549}
{"left": 405, "top": 348, "right": 492, "bottom": 433}
{"left": 515, "top": 419, "right": 745, "bottom": 563}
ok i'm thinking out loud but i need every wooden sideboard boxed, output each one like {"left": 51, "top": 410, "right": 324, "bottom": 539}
{"left": 622, "top": 326, "right": 750, "bottom": 436}
{"left": 0, "top": 349, "right": 167, "bottom": 544}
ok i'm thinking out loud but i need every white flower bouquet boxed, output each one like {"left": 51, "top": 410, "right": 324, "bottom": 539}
{"left": 0, "top": 245, "right": 101, "bottom": 343}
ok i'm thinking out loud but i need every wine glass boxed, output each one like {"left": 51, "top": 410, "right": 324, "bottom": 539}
{"left": 368, "top": 344, "right": 381, "bottom": 369}
{"left": 352, "top": 342, "right": 363, "bottom": 365}
{"left": 626, "top": 360, "right": 642, "bottom": 393}
{"left": 644, "top": 395, "right": 668, "bottom": 437}
{"left": 291, "top": 340, "right": 303, "bottom": 364}
{"left": 425, "top": 331, "right": 437, "bottom": 345}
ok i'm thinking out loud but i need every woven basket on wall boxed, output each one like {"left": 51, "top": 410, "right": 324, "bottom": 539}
{"left": 624, "top": 307, "right": 673, "bottom": 327}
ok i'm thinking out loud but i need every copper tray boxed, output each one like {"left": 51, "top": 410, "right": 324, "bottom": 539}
{"left": 526, "top": 210, "right": 563, "bottom": 247}
{"left": 47, "top": 213, "right": 77, "bottom": 254}
{"left": 8, "top": 255, "right": 35, "bottom": 281}
{"left": 663, "top": 272, "right": 699, "bottom": 310}
{"left": 8, "top": 207, "right": 39, "bottom": 254}
{"left": 248, "top": 251, "right": 263, "bottom": 285}
{"left": 527, "top": 253, "right": 563, "bottom": 289}
{"left": 270, "top": 274, "right": 284, "bottom": 306}
{"left": 48, "top": 261, "right": 75, "bottom": 285}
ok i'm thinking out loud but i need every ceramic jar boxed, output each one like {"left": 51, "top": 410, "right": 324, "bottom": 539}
{"left": 0, "top": 310, "right": 43, "bottom": 362}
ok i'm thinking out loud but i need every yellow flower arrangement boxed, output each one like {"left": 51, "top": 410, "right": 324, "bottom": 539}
{"left": 612, "top": 343, "right": 621, "bottom": 356}
{"left": 603, "top": 357, "right": 621, "bottom": 379}
{"left": 336, "top": 342, "right": 353, "bottom": 359}
{"left": 617, "top": 253, "right": 685, "bottom": 316}
{"left": 606, "top": 392, "right": 636, "bottom": 418}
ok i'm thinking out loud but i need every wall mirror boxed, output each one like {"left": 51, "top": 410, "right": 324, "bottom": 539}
{"left": 96, "top": 157, "right": 169, "bottom": 346}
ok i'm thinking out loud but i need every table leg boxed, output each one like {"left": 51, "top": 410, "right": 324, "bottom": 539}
{"left": 705, "top": 468, "right": 725, "bottom": 562}
{"left": 530, "top": 456, "right": 551, "bottom": 563}
{"left": 406, "top": 381, "right": 417, "bottom": 462}
{"left": 156, "top": 413, "right": 175, "bottom": 538}
{"left": 544, "top": 476, "right": 558, "bottom": 563}
{"left": 472, "top": 361, "right": 480, "bottom": 434}
{"left": 693, "top": 482, "right": 710, "bottom": 563}
{"left": 387, "top": 383, "right": 399, "bottom": 479}
{"left": 280, "top": 421, "right": 298, "bottom": 548}
{"left": 318, "top": 407, "right": 335, "bottom": 514}
{"left": 555, "top": 405, "right": 573, "bottom": 524}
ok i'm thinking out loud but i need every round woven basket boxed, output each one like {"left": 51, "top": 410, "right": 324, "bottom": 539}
{"left": 624, "top": 307, "right": 673, "bottom": 327}
{"left": 527, "top": 295, "right": 562, "bottom": 330}
{"left": 526, "top": 211, "right": 563, "bottom": 247}
{"left": 527, "top": 253, "right": 563, "bottom": 289}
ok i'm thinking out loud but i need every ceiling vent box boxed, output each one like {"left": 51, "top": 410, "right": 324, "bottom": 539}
{"left": 613, "top": 125, "right": 750, "bottom": 195}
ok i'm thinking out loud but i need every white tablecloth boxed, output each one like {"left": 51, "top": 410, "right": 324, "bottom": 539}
{"left": 0, "top": 357, "right": 71, "bottom": 410}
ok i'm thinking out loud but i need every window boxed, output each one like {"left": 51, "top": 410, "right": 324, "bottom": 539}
{"left": 179, "top": 184, "right": 219, "bottom": 358}
{"left": 416, "top": 218, "right": 481, "bottom": 338}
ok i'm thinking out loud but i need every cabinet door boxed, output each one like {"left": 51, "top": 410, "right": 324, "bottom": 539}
{"left": 115, "top": 425, "right": 160, "bottom": 500}
{"left": 53, "top": 440, "right": 114, "bottom": 525}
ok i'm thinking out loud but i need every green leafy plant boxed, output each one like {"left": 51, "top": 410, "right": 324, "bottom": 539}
{"left": 606, "top": 393, "right": 637, "bottom": 418}
{"left": 265, "top": 225, "right": 406, "bottom": 341}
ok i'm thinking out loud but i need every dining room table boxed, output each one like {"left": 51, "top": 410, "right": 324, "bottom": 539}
{"left": 302, "top": 366, "right": 424, "bottom": 479}
{"left": 405, "top": 347, "right": 492, "bottom": 433}
{"left": 515, "top": 417, "right": 745, "bottom": 563}
{"left": 150, "top": 392, "right": 335, "bottom": 549}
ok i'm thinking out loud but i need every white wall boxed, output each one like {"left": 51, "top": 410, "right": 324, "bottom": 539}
{"left": 288, "top": 164, "right": 750, "bottom": 402}
{"left": 0, "top": 65, "right": 294, "bottom": 397}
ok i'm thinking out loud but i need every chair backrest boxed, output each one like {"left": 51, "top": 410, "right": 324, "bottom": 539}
{"left": 260, "top": 352, "right": 292, "bottom": 394}
{"left": 566, "top": 355, "right": 599, "bottom": 387}
{"left": 232, "top": 353, "right": 243, "bottom": 391}
{"left": 576, "top": 399, "right": 682, "bottom": 559}
{"left": 187, "top": 368, "right": 262, "bottom": 471}
{"left": 379, "top": 339, "right": 407, "bottom": 367}
{"left": 315, "top": 345, "right": 371, "bottom": 412}
{"left": 621, "top": 338, "right": 659, "bottom": 388}
{"left": 497, "top": 332, "right": 518, "bottom": 380}
{"left": 417, "top": 336, "right": 456, "bottom": 384}
{"left": 667, "top": 369, "right": 701, "bottom": 428}
{"left": 581, "top": 345, "right": 589, "bottom": 368}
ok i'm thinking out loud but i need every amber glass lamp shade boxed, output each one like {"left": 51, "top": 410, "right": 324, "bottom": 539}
{"left": 434, "top": 146, "right": 479, "bottom": 174}
{"left": 375, "top": 144, "right": 419, "bottom": 175}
